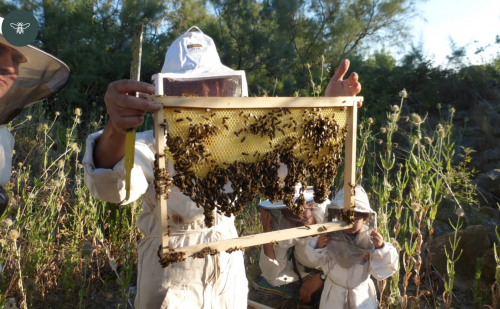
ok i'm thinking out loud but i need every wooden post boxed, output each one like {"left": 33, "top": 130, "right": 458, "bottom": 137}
{"left": 343, "top": 103, "right": 358, "bottom": 214}
{"left": 130, "top": 23, "right": 143, "bottom": 81}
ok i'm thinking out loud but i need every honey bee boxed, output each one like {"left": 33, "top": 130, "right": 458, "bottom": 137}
{"left": 241, "top": 137, "right": 246, "bottom": 143}
{"left": 174, "top": 110, "right": 181, "bottom": 113}
{"left": 176, "top": 118, "right": 184, "bottom": 122}
{"left": 242, "top": 152, "right": 249, "bottom": 156}
{"left": 304, "top": 225, "right": 311, "bottom": 230}
{"left": 186, "top": 117, "right": 193, "bottom": 122}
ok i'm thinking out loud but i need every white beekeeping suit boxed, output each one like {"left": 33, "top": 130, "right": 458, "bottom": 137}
{"left": 0, "top": 16, "right": 70, "bottom": 214}
{"left": 83, "top": 27, "right": 249, "bottom": 309}
{"left": 258, "top": 184, "right": 328, "bottom": 286}
{"left": 305, "top": 186, "right": 399, "bottom": 309}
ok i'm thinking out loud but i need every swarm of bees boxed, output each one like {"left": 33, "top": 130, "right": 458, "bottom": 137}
{"left": 161, "top": 107, "right": 348, "bottom": 229}
{"left": 158, "top": 245, "right": 187, "bottom": 268}
{"left": 153, "top": 153, "right": 173, "bottom": 200}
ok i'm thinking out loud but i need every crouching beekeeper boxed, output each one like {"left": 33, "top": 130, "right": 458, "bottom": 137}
{"left": 257, "top": 184, "right": 333, "bottom": 307}
{"left": 0, "top": 16, "right": 70, "bottom": 216}
{"left": 83, "top": 26, "right": 362, "bottom": 308}
{"left": 305, "top": 186, "right": 399, "bottom": 309}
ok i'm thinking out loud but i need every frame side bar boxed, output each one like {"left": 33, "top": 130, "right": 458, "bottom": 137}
{"left": 155, "top": 109, "right": 169, "bottom": 256}
{"left": 343, "top": 105, "right": 358, "bottom": 213}
{"left": 150, "top": 96, "right": 362, "bottom": 108}
{"left": 167, "top": 221, "right": 349, "bottom": 257}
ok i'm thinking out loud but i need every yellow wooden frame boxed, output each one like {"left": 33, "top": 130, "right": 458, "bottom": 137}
{"left": 148, "top": 96, "right": 360, "bottom": 259}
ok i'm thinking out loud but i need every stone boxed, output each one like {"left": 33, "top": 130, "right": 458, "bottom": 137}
{"left": 485, "top": 225, "right": 500, "bottom": 247}
{"left": 479, "top": 206, "right": 500, "bottom": 221}
{"left": 435, "top": 206, "right": 467, "bottom": 228}
{"left": 481, "top": 248, "right": 498, "bottom": 284}
{"left": 430, "top": 225, "right": 490, "bottom": 290}
{"left": 476, "top": 169, "right": 500, "bottom": 199}
{"left": 477, "top": 188, "right": 499, "bottom": 207}
{"left": 431, "top": 220, "right": 454, "bottom": 238}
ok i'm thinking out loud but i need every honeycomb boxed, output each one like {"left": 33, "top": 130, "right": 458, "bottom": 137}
{"left": 163, "top": 107, "right": 349, "bottom": 178}
{"left": 156, "top": 105, "right": 350, "bottom": 229}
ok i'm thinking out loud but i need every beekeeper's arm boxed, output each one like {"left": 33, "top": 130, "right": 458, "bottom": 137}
{"left": 369, "top": 230, "right": 399, "bottom": 280}
{"left": 83, "top": 130, "right": 156, "bottom": 203}
{"left": 83, "top": 80, "right": 159, "bottom": 203}
{"left": 93, "top": 80, "right": 159, "bottom": 169}
{"left": 258, "top": 208, "right": 299, "bottom": 284}
{"left": 304, "top": 234, "right": 330, "bottom": 268}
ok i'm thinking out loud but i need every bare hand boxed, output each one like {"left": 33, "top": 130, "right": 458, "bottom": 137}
{"left": 370, "top": 230, "right": 385, "bottom": 249}
{"left": 299, "top": 274, "right": 323, "bottom": 303}
{"left": 325, "top": 59, "right": 362, "bottom": 107}
{"left": 104, "top": 80, "right": 159, "bottom": 133}
{"left": 317, "top": 234, "right": 329, "bottom": 249}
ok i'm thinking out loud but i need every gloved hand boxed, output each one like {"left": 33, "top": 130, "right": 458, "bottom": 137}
{"left": 0, "top": 184, "right": 8, "bottom": 216}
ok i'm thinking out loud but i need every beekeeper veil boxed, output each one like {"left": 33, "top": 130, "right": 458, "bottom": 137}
{"left": 153, "top": 26, "right": 247, "bottom": 97}
{"left": 0, "top": 16, "right": 70, "bottom": 216}
{"left": 325, "top": 186, "right": 377, "bottom": 269}
{"left": 0, "top": 17, "right": 70, "bottom": 125}
{"left": 257, "top": 184, "right": 328, "bottom": 246}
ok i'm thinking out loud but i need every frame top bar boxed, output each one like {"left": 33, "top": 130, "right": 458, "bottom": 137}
{"left": 148, "top": 96, "right": 363, "bottom": 109}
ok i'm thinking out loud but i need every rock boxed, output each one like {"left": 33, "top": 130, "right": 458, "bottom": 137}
{"left": 431, "top": 220, "right": 454, "bottom": 238}
{"left": 435, "top": 206, "right": 467, "bottom": 228}
{"left": 478, "top": 206, "right": 500, "bottom": 220}
{"left": 484, "top": 225, "right": 500, "bottom": 247}
{"left": 477, "top": 187, "right": 499, "bottom": 206}
{"left": 481, "top": 248, "right": 497, "bottom": 284}
{"left": 476, "top": 169, "right": 500, "bottom": 199}
{"left": 431, "top": 225, "right": 490, "bottom": 290}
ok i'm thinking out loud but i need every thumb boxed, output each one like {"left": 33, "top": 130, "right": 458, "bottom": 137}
{"left": 332, "top": 59, "right": 350, "bottom": 81}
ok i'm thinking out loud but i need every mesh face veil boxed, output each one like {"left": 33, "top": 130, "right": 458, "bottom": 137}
{"left": 257, "top": 184, "right": 329, "bottom": 245}
{"left": 153, "top": 26, "right": 247, "bottom": 97}
{"left": 0, "top": 17, "right": 70, "bottom": 125}
{"left": 325, "top": 186, "right": 377, "bottom": 269}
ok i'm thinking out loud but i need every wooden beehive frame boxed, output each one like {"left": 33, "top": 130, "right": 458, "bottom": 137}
{"left": 149, "top": 96, "right": 361, "bottom": 259}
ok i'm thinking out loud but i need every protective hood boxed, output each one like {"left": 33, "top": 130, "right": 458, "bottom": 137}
{"left": 153, "top": 26, "right": 247, "bottom": 97}
{"left": 325, "top": 186, "right": 377, "bottom": 269}
{"left": 0, "top": 17, "right": 70, "bottom": 125}
{"left": 258, "top": 184, "right": 329, "bottom": 229}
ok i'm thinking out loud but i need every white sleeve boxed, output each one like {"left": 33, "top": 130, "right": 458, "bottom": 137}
{"left": 259, "top": 244, "right": 288, "bottom": 281}
{"left": 305, "top": 238, "right": 328, "bottom": 265}
{"left": 82, "top": 130, "right": 155, "bottom": 204}
{"left": 369, "top": 242, "right": 399, "bottom": 280}
{"left": 259, "top": 241, "right": 302, "bottom": 285}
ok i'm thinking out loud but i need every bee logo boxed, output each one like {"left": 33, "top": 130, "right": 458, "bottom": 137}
{"left": 10, "top": 22, "right": 30, "bottom": 34}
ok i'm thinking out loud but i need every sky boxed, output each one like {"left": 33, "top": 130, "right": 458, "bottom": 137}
{"left": 406, "top": 0, "right": 500, "bottom": 66}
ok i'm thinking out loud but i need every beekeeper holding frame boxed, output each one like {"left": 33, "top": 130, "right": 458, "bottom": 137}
{"left": 84, "top": 27, "right": 361, "bottom": 309}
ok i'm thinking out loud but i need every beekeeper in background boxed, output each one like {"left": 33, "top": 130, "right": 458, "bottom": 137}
{"left": 0, "top": 16, "right": 70, "bottom": 216}
{"left": 257, "top": 184, "right": 329, "bottom": 307}
{"left": 84, "top": 26, "right": 361, "bottom": 308}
